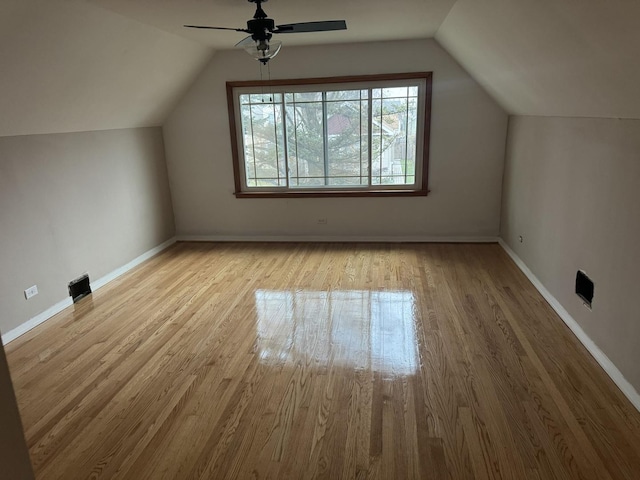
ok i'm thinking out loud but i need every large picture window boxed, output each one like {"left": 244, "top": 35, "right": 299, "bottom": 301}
{"left": 226, "top": 73, "right": 432, "bottom": 197}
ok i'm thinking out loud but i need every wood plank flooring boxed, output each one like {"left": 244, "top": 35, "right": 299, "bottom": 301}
{"left": 6, "top": 242, "right": 640, "bottom": 479}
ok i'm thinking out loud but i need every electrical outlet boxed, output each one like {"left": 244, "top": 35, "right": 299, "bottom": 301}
{"left": 317, "top": 218, "right": 328, "bottom": 225}
{"left": 519, "top": 235, "right": 523, "bottom": 243}
{"left": 24, "top": 285, "right": 38, "bottom": 300}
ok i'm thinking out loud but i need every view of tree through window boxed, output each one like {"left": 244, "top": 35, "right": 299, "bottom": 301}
{"left": 228, "top": 73, "right": 431, "bottom": 196}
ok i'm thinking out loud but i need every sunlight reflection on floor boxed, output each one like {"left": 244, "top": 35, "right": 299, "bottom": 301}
{"left": 254, "top": 289, "right": 419, "bottom": 376}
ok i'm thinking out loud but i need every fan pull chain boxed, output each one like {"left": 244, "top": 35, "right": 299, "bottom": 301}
{"left": 258, "top": 62, "right": 273, "bottom": 103}
{"left": 260, "top": 63, "right": 265, "bottom": 100}
{"left": 267, "top": 61, "right": 273, "bottom": 102}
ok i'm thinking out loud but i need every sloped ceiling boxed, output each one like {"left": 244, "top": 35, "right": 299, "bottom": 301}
{"left": 436, "top": 0, "right": 640, "bottom": 119}
{"left": 3, "top": 0, "right": 640, "bottom": 138}
{"left": 88, "top": 0, "right": 458, "bottom": 47}
{"left": 1, "top": 0, "right": 458, "bottom": 137}
{"left": 0, "top": 0, "right": 212, "bottom": 137}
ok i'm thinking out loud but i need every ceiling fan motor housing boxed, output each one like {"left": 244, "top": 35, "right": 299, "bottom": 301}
{"left": 247, "top": 18, "right": 275, "bottom": 42}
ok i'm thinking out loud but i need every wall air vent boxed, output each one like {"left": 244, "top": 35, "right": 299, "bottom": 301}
{"left": 575, "top": 270, "right": 594, "bottom": 309}
{"left": 69, "top": 274, "right": 91, "bottom": 303}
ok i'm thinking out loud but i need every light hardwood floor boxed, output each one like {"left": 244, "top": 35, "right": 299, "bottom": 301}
{"left": 6, "top": 242, "right": 640, "bottom": 479}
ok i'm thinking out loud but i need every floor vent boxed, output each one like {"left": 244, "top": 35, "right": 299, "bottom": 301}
{"left": 575, "top": 270, "right": 594, "bottom": 309}
{"left": 69, "top": 274, "right": 92, "bottom": 303}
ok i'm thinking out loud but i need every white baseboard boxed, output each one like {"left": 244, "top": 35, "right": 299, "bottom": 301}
{"left": 2, "top": 237, "right": 177, "bottom": 345}
{"left": 177, "top": 234, "right": 500, "bottom": 243}
{"left": 90, "top": 237, "right": 177, "bottom": 291}
{"left": 1, "top": 297, "right": 74, "bottom": 345}
{"left": 1, "top": 235, "right": 489, "bottom": 345}
{"left": 498, "top": 238, "right": 640, "bottom": 413}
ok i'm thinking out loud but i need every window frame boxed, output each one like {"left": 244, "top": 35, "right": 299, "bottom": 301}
{"left": 226, "top": 72, "right": 432, "bottom": 198}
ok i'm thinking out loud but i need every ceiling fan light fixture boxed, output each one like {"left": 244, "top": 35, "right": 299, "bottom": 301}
{"left": 244, "top": 39, "right": 282, "bottom": 64}
{"left": 184, "top": 0, "right": 347, "bottom": 65}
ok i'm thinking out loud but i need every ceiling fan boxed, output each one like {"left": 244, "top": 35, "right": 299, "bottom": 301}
{"left": 184, "top": 0, "right": 347, "bottom": 64}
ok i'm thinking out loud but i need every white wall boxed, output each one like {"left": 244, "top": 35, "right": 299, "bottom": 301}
{"left": 163, "top": 39, "right": 508, "bottom": 240}
{"left": 0, "top": 127, "right": 175, "bottom": 336}
{"left": 501, "top": 116, "right": 640, "bottom": 392}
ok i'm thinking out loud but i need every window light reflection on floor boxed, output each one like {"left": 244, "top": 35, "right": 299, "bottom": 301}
{"left": 254, "top": 290, "right": 419, "bottom": 376}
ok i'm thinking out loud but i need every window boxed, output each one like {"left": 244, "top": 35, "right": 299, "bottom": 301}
{"left": 226, "top": 72, "right": 432, "bottom": 198}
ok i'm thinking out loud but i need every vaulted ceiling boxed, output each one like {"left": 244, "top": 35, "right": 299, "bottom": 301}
{"left": 88, "top": 0, "right": 458, "bottom": 47}
{"left": 437, "top": 0, "right": 640, "bottom": 119}
{"left": 0, "top": 0, "right": 212, "bottom": 137}
{"left": 2, "top": 0, "right": 639, "bottom": 137}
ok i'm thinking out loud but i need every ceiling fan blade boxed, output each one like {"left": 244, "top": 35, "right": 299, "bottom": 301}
{"left": 184, "top": 25, "right": 248, "bottom": 32}
{"left": 235, "top": 36, "right": 256, "bottom": 48}
{"left": 273, "top": 20, "right": 347, "bottom": 34}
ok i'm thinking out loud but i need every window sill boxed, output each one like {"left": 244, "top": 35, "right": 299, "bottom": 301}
{"left": 234, "top": 189, "right": 430, "bottom": 198}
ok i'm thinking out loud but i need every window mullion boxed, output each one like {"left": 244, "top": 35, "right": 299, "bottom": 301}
{"left": 367, "top": 89, "right": 373, "bottom": 187}
{"left": 248, "top": 101, "right": 258, "bottom": 187}
{"left": 379, "top": 93, "right": 384, "bottom": 186}
{"left": 405, "top": 96, "right": 409, "bottom": 184}
{"left": 293, "top": 101, "right": 300, "bottom": 187}
{"left": 280, "top": 94, "right": 290, "bottom": 188}
{"left": 272, "top": 98, "right": 281, "bottom": 187}
{"left": 359, "top": 90, "right": 363, "bottom": 185}
{"left": 322, "top": 91, "right": 329, "bottom": 186}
